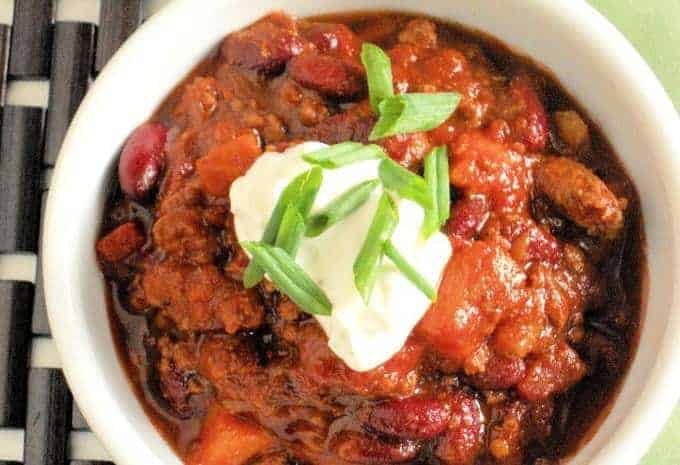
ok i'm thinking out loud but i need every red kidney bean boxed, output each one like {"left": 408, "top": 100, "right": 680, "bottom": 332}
{"left": 361, "top": 397, "right": 452, "bottom": 440}
{"left": 435, "top": 391, "right": 484, "bottom": 465}
{"left": 446, "top": 196, "right": 490, "bottom": 241}
{"left": 330, "top": 430, "right": 419, "bottom": 464}
{"left": 288, "top": 53, "right": 364, "bottom": 99}
{"left": 118, "top": 122, "right": 168, "bottom": 199}
{"left": 509, "top": 76, "right": 548, "bottom": 152}
{"left": 467, "top": 355, "right": 526, "bottom": 390}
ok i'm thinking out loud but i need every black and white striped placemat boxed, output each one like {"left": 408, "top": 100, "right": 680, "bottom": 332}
{"left": 0, "top": 1, "right": 170, "bottom": 464}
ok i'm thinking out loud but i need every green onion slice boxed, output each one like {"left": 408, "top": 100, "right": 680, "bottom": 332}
{"left": 421, "top": 146, "right": 450, "bottom": 238}
{"left": 361, "top": 43, "right": 394, "bottom": 113}
{"left": 303, "top": 142, "right": 386, "bottom": 169}
{"left": 274, "top": 204, "right": 305, "bottom": 257}
{"left": 243, "top": 167, "right": 322, "bottom": 288}
{"left": 353, "top": 193, "right": 399, "bottom": 304}
{"left": 378, "top": 158, "right": 432, "bottom": 211}
{"left": 435, "top": 146, "right": 451, "bottom": 225}
{"left": 306, "top": 179, "right": 380, "bottom": 237}
{"left": 241, "top": 241, "right": 332, "bottom": 316}
{"left": 369, "top": 93, "right": 461, "bottom": 141}
{"left": 384, "top": 240, "right": 436, "bottom": 300}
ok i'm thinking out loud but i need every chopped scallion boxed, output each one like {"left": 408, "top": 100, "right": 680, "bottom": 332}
{"left": 353, "top": 193, "right": 399, "bottom": 303}
{"left": 361, "top": 43, "right": 395, "bottom": 112}
{"left": 369, "top": 93, "right": 461, "bottom": 140}
{"left": 274, "top": 204, "right": 305, "bottom": 257}
{"left": 421, "top": 145, "right": 450, "bottom": 238}
{"left": 241, "top": 241, "right": 332, "bottom": 316}
{"left": 243, "top": 167, "right": 322, "bottom": 288}
{"left": 384, "top": 240, "right": 436, "bottom": 300}
{"left": 306, "top": 179, "right": 380, "bottom": 237}
{"left": 303, "top": 142, "right": 386, "bottom": 169}
{"left": 378, "top": 158, "right": 432, "bottom": 211}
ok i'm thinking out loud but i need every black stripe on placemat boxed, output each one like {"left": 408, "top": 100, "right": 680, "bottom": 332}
{"left": 0, "top": 105, "right": 45, "bottom": 253}
{"left": 9, "top": 0, "right": 53, "bottom": 77}
{"left": 0, "top": 24, "right": 11, "bottom": 106}
{"left": 23, "top": 368, "right": 72, "bottom": 465}
{"left": 70, "top": 402, "right": 89, "bottom": 431}
{"left": 43, "top": 22, "right": 96, "bottom": 166}
{"left": 95, "top": 0, "right": 143, "bottom": 72}
{"left": 0, "top": 281, "right": 33, "bottom": 427}
{"left": 32, "top": 191, "right": 50, "bottom": 336}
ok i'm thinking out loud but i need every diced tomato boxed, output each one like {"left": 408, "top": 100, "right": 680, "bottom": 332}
{"left": 96, "top": 222, "right": 145, "bottom": 262}
{"left": 417, "top": 242, "right": 526, "bottom": 367}
{"left": 196, "top": 132, "right": 262, "bottom": 197}
{"left": 188, "top": 406, "right": 273, "bottom": 465}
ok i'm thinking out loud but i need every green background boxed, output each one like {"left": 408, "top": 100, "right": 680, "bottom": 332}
{"left": 587, "top": 0, "right": 680, "bottom": 463}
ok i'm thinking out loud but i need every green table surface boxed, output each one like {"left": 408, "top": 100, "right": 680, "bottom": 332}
{"left": 586, "top": 1, "right": 680, "bottom": 463}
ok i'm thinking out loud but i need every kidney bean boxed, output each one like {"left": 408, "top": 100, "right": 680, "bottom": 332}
{"left": 361, "top": 397, "right": 452, "bottom": 439}
{"left": 288, "top": 53, "right": 364, "bottom": 99}
{"left": 330, "top": 430, "right": 419, "bottom": 464}
{"left": 221, "top": 13, "right": 306, "bottom": 74}
{"left": 118, "top": 122, "right": 168, "bottom": 199}
{"left": 303, "top": 22, "right": 361, "bottom": 58}
{"left": 446, "top": 196, "right": 489, "bottom": 241}
{"left": 508, "top": 76, "right": 548, "bottom": 152}
{"left": 467, "top": 355, "right": 526, "bottom": 390}
{"left": 435, "top": 391, "right": 484, "bottom": 465}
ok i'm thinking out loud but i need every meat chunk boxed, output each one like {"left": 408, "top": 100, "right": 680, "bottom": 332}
{"left": 287, "top": 53, "right": 364, "bottom": 99}
{"left": 435, "top": 391, "right": 484, "bottom": 465}
{"left": 535, "top": 157, "right": 625, "bottom": 238}
{"left": 96, "top": 222, "right": 145, "bottom": 262}
{"left": 554, "top": 110, "right": 589, "bottom": 149}
{"left": 157, "top": 337, "right": 206, "bottom": 417}
{"left": 152, "top": 209, "right": 218, "bottom": 264}
{"left": 198, "top": 335, "right": 266, "bottom": 401}
{"left": 306, "top": 102, "right": 375, "bottom": 145}
{"left": 267, "top": 76, "right": 331, "bottom": 136}
{"left": 142, "top": 262, "right": 264, "bottom": 332}
{"left": 221, "top": 12, "right": 306, "bottom": 74}
{"left": 398, "top": 19, "right": 438, "bottom": 48}
{"left": 187, "top": 405, "right": 274, "bottom": 465}
{"left": 417, "top": 241, "right": 527, "bottom": 367}
{"left": 295, "top": 323, "right": 422, "bottom": 397}
{"left": 517, "top": 342, "right": 586, "bottom": 401}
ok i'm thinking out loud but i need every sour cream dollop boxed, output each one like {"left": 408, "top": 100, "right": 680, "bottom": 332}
{"left": 230, "top": 142, "right": 452, "bottom": 371}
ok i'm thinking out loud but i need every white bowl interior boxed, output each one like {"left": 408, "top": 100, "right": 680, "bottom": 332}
{"left": 43, "top": 1, "right": 680, "bottom": 465}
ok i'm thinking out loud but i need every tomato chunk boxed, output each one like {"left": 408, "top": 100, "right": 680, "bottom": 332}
{"left": 196, "top": 132, "right": 262, "bottom": 197}
{"left": 417, "top": 242, "right": 526, "bottom": 367}
{"left": 188, "top": 406, "right": 273, "bottom": 465}
{"left": 96, "top": 222, "right": 145, "bottom": 262}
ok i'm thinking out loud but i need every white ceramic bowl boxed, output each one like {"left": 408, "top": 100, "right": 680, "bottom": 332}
{"left": 43, "top": 1, "right": 680, "bottom": 464}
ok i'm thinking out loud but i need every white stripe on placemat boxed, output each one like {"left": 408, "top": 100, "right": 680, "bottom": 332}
{"left": 30, "top": 337, "right": 61, "bottom": 369}
{"left": 0, "top": 253, "right": 37, "bottom": 283}
{"left": 55, "top": 0, "right": 101, "bottom": 24}
{"left": 0, "top": 0, "right": 14, "bottom": 26}
{"left": 69, "top": 430, "right": 112, "bottom": 461}
{"left": 6, "top": 80, "right": 50, "bottom": 108}
{"left": 0, "top": 428, "right": 23, "bottom": 461}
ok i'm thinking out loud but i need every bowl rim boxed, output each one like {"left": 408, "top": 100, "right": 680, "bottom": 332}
{"left": 43, "top": 1, "right": 680, "bottom": 465}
